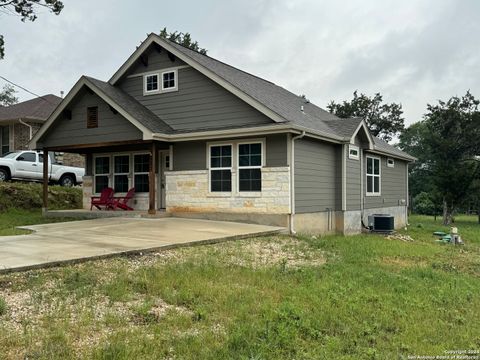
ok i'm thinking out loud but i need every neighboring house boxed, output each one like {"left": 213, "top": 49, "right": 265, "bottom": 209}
{"left": 0, "top": 95, "right": 84, "bottom": 167}
{"left": 30, "top": 33, "right": 415, "bottom": 234}
{"left": 0, "top": 95, "right": 61, "bottom": 155}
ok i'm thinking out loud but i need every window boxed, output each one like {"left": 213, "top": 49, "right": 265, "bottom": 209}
{"left": 87, "top": 106, "right": 98, "bottom": 128}
{"left": 17, "top": 152, "right": 36, "bottom": 162}
{"left": 161, "top": 70, "right": 177, "bottom": 91}
{"left": 366, "top": 156, "right": 381, "bottom": 196}
{"left": 0, "top": 126, "right": 9, "bottom": 156}
{"left": 145, "top": 74, "right": 159, "bottom": 93}
{"left": 94, "top": 156, "right": 110, "bottom": 193}
{"left": 114, "top": 155, "right": 130, "bottom": 192}
{"left": 349, "top": 145, "right": 359, "bottom": 160}
{"left": 209, "top": 145, "right": 232, "bottom": 192}
{"left": 134, "top": 154, "right": 150, "bottom": 193}
{"left": 387, "top": 158, "right": 395, "bottom": 168}
{"left": 238, "top": 143, "right": 262, "bottom": 191}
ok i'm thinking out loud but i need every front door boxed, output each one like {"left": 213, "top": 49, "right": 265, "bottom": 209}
{"left": 158, "top": 150, "right": 170, "bottom": 209}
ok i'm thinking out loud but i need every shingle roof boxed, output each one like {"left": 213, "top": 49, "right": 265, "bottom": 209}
{"left": 0, "top": 94, "right": 62, "bottom": 121}
{"left": 164, "top": 38, "right": 342, "bottom": 138}
{"left": 373, "top": 137, "right": 415, "bottom": 161}
{"left": 85, "top": 76, "right": 173, "bottom": 133}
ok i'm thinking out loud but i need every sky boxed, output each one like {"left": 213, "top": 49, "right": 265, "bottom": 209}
{"left": 1, "top": 0, "right": 479, "bottom": 126}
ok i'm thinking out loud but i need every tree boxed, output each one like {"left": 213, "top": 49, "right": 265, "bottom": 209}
{"left": 159, "top": 27, "right": 207, "bottom": 55}
{"left": 327, "top": 91, "right": 405, "bottom": 142}
{"left": 417, "top": 91, "right": 480, "bottom": 225}
{"left": 0, "top": 0, "right": 64, "bottom": 59}
{"left": 0, "top": 84, "right": 18, "bottom": 106}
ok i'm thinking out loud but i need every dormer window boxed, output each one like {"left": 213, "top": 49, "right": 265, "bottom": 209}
{"left": 162, "top": 70, "right": 177, "bottom": 91}
{"left": 145, "top": 74, "right": 159, "bottom": 93}
{"left": 143, "top": 69, "right": 178, "bottom": 95}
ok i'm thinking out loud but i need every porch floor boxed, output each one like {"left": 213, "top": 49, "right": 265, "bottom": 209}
{"left": 0, "top": 217, "right": 285, "bottom": 273}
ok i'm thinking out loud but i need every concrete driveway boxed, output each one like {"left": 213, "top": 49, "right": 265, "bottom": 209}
{"left": 0, "top": 217, "right": 284, "bottom": 273}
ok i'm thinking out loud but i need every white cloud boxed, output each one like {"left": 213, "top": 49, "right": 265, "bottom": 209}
{"left": 1, "top": 0, "right": 479, "bottom": 125}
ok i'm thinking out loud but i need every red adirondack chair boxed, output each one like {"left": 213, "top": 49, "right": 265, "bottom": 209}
{"left": 90, "top": 187, "right": 115, "bottom": 210}
{"left": 113, "top": 188, "right": 135, "bottom": 210}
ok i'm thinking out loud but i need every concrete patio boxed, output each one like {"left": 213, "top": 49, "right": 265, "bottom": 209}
{"left": 0, "top": 217, "right": 284, "bottom": 273}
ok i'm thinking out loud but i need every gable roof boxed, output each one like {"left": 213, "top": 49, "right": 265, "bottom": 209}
{"left": 32, "top": 34, "right": 414, "bottom": 161}
{"left": 30, "top": 76, "right": 172, "bottom": 148}
{"left": 0, "top": 94, "right": 62, "bottom": 121}
{"left": 84, "top": 76, "right": 172, "bottom": 133}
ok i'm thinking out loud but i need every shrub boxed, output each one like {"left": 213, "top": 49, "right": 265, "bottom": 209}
{"left": 413, "top": 192, "right": 436, "bottom": 215}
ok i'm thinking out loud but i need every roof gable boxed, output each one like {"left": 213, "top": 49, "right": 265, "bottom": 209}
{"left": 30, "top": 76, "right": 172, "bottom": 149}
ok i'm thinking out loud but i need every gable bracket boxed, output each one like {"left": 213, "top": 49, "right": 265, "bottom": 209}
{"left": 153, "top": 43, "right": 162, "bottom": 53}
{"left": 109, "top": 106, "right": 118, "bottom": 115}
{"left": 62, "top": 109, "right": 72, "bottom": 120}
{"left": 140, "top": 54, "right": 148, "bottom": 67}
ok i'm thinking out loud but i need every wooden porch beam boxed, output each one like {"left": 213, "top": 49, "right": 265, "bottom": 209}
{"left": 42, "top": 148, "right": 49, "bottom": 214}
{"left": 148, "top": 142, "right": 157, "bottom": 214}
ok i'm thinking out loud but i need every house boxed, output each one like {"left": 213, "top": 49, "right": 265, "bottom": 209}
{"left": 0, "top": 95, "right": 61, "bottom": 155}
{"left": 0, "top": 95, "right": 83, "bottom": 166}
{"left": 30, "top": 33, "right": 415, "bottom": 234}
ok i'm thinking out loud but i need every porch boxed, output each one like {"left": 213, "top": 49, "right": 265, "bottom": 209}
{"left": 41, "top": 140, "right": 171, "bottom": 214}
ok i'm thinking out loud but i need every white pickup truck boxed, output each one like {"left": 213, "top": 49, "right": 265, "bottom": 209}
{"left": 0, "top": 151, "right": 85, "bottom": 187}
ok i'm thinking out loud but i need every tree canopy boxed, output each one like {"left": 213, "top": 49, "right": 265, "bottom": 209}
{"left": 400, "top": 91, "right": 480, "bottom": 224}
{"left": 159, "top": 28, "right": 207, "bottom": 55}
{"left": 0, "top": 84, "right": 18, "bottom": 106}
{"left": 327, "top": 91, "right": 405, "bottom": 143}
{"left": 0, "top": 0, "right": 64, "bottom": 59}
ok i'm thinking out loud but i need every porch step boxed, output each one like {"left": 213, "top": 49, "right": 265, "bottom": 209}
{"left": 44, "top": 209, "right": 170, "bottom": 219}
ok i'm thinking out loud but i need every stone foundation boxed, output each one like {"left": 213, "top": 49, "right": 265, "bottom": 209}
{"left": 166, "top": 167, "right": 290, "bottom": 214}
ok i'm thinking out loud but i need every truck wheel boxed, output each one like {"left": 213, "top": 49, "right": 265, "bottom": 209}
{"left": 0, "top": 168, "right": 10, "bottom": 182}
{"left": 59, "top": 175, "right": 75, "bottom": 187}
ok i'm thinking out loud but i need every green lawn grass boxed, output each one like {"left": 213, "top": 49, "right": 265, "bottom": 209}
{"left": 0, "top": 214, "right": 479, "bottom": 359}
{"left": 0, "top": 209, "right": 79, "bottom": 236}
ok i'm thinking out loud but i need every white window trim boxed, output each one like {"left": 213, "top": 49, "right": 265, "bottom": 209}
{"left": 206, "top": 138, "right": 266, "bottom": 196}
{"left": 207, "top": 142, "right": 233, "bottom": 195}
{"left": 386, "top": 158, "right": 395, "bottom": 168}
{"left": 366, "top": 155, "right": 381, "bottom": 196}
{"left": 236, "top": 140, "right": 265, "bottom": 193}
{"left": 93, "top": 154, "right": 111, "bottom": 194}
{"left": 161, "top": 69, "right": 178, "bottom": 92}
{"left": 113, "top": 154, "right": 131, "bottom": 193}
{"left": 132, "top": 153, "right": 151, "bottom": 194}
{"left": 348, "top": 145, "right": 359, "bottom": 160}
{"left": 93, "top": 151, "right": 151, "bottom": 195}
{"left": 143, "top": 72, "right": 160, "bottom": 95}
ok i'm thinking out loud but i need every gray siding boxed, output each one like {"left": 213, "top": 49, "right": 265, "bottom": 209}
{"left": 346, "top": 155, "right": 361, "bottom": 210}
{"left": 294, "top": 138, "right": 341, "bottom": 213}
{"left": 173, "top": 134, "right": 288, "bottom": 171}
{"left": 118, "top": 50, "right": 274, "bottom": 131}
{"left": 266, "top": 134, "right": 288, "bottom": 167}
{"left": 173, "top": 141, "right": 206, "bottom": 171}
{"left": 40, "top": 90, "right": 142, "bottom": 148}
{"left": 364, "top": 154, "right": 407, "bottom": 209}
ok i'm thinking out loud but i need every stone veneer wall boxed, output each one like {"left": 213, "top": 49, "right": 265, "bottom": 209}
{"left": 166, "top": 167, "right": 290, "bottom": 214}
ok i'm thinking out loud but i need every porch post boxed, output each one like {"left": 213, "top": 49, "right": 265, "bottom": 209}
{"left": 148, "top": 142, "right": 157, "bottom": 214}
{"left": 42, "top": 148, "right": 49, "bottom": 214}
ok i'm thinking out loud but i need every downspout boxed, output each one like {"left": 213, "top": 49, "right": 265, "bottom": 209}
{"left": 406, "top": 162, "right": 409, "bottom": 226}
{"left": 290, "top": 131, "right": 305, "bottom": 234}
{"left": 18, "top": 119, "right": 33, "bottom": 141}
